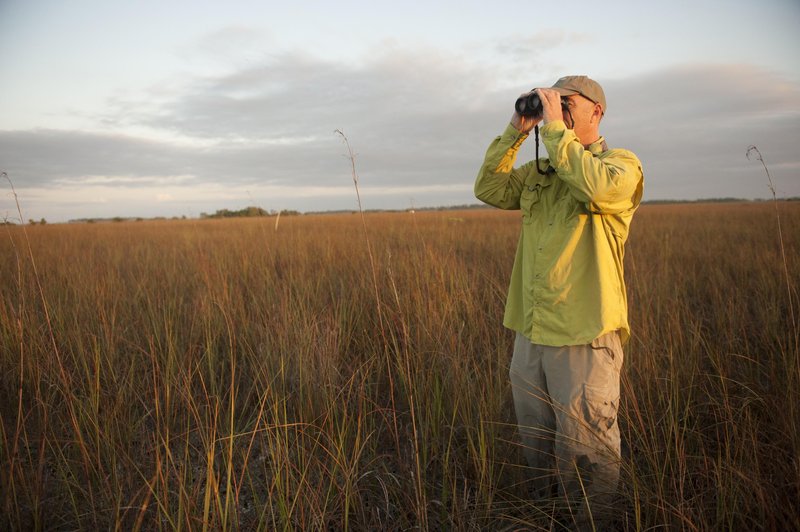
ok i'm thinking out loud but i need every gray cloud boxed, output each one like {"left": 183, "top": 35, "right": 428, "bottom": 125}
{"left": 601, "top": 65, "right": 800, "bottom": 198}
{"left": 2, "top": 52, "right": 799, "bottom": 222}
{"left": 127, "top": 48, "right": 497, "bottom": 142}
{"left": 0, "top": 129, "right": 199, "bottom": 186}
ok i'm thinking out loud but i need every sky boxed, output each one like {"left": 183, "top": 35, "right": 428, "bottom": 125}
{"left": 1, "top": 0, "right": 799, "bottom": 222}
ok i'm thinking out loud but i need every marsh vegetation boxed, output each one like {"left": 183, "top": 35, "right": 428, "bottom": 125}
{"left": 1, "top": 203, "right": 798, "bottom": 529}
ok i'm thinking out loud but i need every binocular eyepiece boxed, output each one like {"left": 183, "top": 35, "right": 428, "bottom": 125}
{"left": 514, "top": 91, "right": 569, "bottom": 118}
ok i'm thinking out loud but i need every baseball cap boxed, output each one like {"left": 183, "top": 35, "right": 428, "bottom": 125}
{"left": 551, "top": 75, "right": 606, "bottom": 113}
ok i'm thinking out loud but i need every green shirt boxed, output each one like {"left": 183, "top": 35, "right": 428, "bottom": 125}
{"left": 474, "top": 121, "right": 644, "bottom": 346}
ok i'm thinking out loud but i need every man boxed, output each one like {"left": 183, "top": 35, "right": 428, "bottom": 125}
{"left": 474, "top": 76, "right": 643, "bottom": 525}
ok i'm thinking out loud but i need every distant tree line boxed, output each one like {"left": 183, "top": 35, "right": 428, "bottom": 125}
{"left": 18, "top": 197, "right": 800, "bottom": 226}
{"left": 199, "top": 206, "right": 300, "bottom": 219}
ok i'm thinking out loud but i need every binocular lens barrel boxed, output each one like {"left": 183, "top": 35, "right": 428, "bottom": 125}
{"left": 515, "top": 93, "right": 542, "bottom": 117}
{"left": 514, "top": 92, "right": 569, "bottom": 118}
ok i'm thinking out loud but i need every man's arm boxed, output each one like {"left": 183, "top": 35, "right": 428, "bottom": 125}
{"left": 541, "top": 122, "right": 643, "bottom": 214}
{"left": 474, "top": 123, "right": 533, "bottom": 210}
{"left": 532, "top": 87, "right": 643, "bottom": 213}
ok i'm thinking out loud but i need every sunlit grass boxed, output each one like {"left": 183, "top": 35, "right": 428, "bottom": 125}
{"left": 1, "top": 203, "right": 798, "bottom": 529}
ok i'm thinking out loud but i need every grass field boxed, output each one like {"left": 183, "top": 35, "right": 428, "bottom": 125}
{"left": 1, "top": 202, "right": 798, "bottom": 530}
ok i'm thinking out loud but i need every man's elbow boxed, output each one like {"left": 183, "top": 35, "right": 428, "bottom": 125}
{"left": 474, "top": 184, "right": 510, "bottom": 209}
{"left": 585, "top": 176, "right": 643, "bottom": 214}
{"left": 474, "top": 184, "right": 491, "bottom": 205}
{"left": 474, "top": 176, "right": 498, "bottom": 206}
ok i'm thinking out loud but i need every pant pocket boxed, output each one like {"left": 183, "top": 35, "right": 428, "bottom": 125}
{"left": 590, "top": 330, "right": 624, "bottom": 372}
{"left": 582, "top": 383, "right": 619, "bottom": 433}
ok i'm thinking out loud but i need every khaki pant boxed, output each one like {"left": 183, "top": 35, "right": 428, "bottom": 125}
{"left": 509, "top": 331, "right": 623, "bottom": 525}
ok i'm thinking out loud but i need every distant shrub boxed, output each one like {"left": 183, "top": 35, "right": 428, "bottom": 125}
{"left": 200, "top": 206, "right": 294, "bottom": 219}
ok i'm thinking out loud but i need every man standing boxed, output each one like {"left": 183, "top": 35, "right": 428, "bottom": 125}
{"left": 474, "top": 76, "right": 643, "bottom": 526}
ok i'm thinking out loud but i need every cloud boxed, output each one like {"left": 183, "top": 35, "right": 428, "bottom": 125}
{"left": 117, "top": 47, "right": 498, "bottom": 142}
{"left": 1, "top": 50, "right": 799, "bottom": 221}
{"left": 495, "top": 30, "right": 594, "bottom": 61}
{"left": 601, "top": 64, "right": 800, "bottom": 198}
{"left": 189, "top": 25, "right": 274, "bottom": 62}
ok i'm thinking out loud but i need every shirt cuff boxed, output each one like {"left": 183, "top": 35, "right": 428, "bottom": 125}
{"left": 504, "top": 122, "right": 529, "bottom": 140}
{"left": 540, "top": 120, "right": 567, "bottom": 139}
{"left": 502, "top": 123, "right": 529, "bottom": 151}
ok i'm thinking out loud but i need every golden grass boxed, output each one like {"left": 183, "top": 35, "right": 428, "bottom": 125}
{"left": 1, "top": 202, "right": 798, "bottom": 530}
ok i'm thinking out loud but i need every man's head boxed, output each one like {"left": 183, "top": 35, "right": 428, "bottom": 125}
{"left": 550, "top": 75, "right": 606, "bottom": 115}
{"left": 551, "top": 75, "right": 605, "bottom": 145}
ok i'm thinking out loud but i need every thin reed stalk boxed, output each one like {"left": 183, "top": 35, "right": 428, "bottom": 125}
{"left": 334, "top": 129, "right": 401, "bottom": 455}
{"left": 334, "top": 130, "right": 387, "bottom": 343}
{"left": 747, "top": 146, "right": 798, "bottom": 346}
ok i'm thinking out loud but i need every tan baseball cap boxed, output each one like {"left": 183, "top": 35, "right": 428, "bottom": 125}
{"left": 551, "top": 75, "right": 606, "bottom": 113}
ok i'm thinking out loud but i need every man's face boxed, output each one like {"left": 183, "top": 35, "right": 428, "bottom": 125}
{"left": 562, "top": 94, "right": 603, "bottom": 143}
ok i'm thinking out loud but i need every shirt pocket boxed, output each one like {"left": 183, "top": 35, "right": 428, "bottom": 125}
{"left": 519, "top": 181, "right": 549, "bottom": 224}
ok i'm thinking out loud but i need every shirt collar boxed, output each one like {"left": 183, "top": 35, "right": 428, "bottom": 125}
{"left": 587, "top": 136, "right": 608, "bottom": 155}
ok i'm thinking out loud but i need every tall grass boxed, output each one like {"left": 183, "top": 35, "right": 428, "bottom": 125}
{"left": 1, "top": 202, "right": 798, "bottom": 530}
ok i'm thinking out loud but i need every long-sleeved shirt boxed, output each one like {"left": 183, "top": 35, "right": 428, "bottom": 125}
{"left": 475, "top": 120, "right": 644, "bottom": 346}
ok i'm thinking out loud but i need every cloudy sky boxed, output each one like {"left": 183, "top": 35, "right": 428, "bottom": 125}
{"left": 1, "top": 0, "right": 798, "bottom": 222}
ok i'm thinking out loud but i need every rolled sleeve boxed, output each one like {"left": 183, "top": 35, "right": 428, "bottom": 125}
{"left": 474, "top": 124, "right": 531, "bottom": 210}
{"left": 541, "top": 121, "right": 643, "bottom": 214}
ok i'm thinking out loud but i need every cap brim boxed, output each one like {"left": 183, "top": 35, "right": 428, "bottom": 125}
{"left": 551, "top": 87, "right": 603, "bottom": 110}
{"left": 550, "top": 87, "right": 580, "bottom": 96}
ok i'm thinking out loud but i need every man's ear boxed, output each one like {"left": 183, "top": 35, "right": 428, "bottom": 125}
{"left": 593, "top": 103, "right": 604, "bottom": 124}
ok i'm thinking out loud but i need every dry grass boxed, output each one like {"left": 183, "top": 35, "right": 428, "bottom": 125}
{"left": 1, "top": 202, "right": 798, "bottom": 530}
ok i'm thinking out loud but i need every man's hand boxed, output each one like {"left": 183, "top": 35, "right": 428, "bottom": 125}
{"left": 537, "top": 88, "right": 565, "bottom": 125}
{"left": 511, "top": 88, "right": 566, "bottom": 133}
